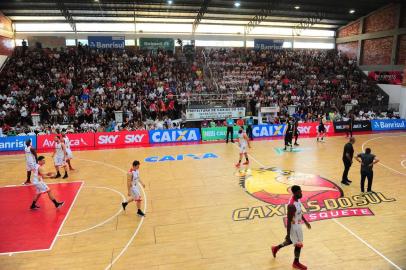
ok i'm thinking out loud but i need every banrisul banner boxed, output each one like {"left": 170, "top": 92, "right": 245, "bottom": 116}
{"left": 88, "top": 36, "right": 125, "bottom": 49}
{"left": 252, "top": 124, "right": 286, "bottom": 138}
{"left": 0, "top": 135, "right": 36, "bottom": 152}
{"left": 333, "top": 120, "right": 371, "bottom": 133}
{"left": 371, "top": 119, "right": 406, "bottom": 131}
{"left": 201, "top": 126, "right": 241, "bottom": 141}
{"left": 186, "top": 107, "right": 245, "bottom": 121}
{"left": 254, "top": 39, "right": 284, "bottom": 50}
{"left": 139, "top": 38, "right": 174, "bottom": 52}
{"left": 149, "top": 128, "right": 200, "bottom": 144}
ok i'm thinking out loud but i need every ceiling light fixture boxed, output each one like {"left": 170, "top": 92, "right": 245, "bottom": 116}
{"left": 234, "top": 2, "right": 240, "bottom": 7}
{"left": 349, "top": 9, "right": 355, "bottom": 14}
{"left": 294, "top": 6, "right": 300, "bottom": 10}
{"left": 167, "top": 0, "right": 173, "bottom": 4}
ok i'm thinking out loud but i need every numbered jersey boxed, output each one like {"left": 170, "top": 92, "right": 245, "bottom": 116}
{"left": 63, "top": 136, "right": 71, "bottom": 149}
{"left": 55, "top": 142, "right": 65, "bottom": 158}
{"left": 25, "top": 145, "right": 36, "bottom": 165}
{"left": 288, "top": 196, "right": 303, "bottom": 224}
{"left": 129, "top": 169, "right": 140, "bottom": 188}
{"left": 239, "top": 132, "right": 248, "bottom": 147}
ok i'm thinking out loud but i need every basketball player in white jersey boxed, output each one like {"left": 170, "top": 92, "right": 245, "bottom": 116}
{"left": 235, "top": 126, "right": 251, "bottom": 168}
{"left": 30, "top": 156, "right": 64, "bottom": 210}
{"left": 23, "top": 139, "right": 37, "bottom": 185}
{"left": 121, "top": 160, "right": 146, "bottom": 217}
{"left": 61, "top": 132, "right": 74, "bottom": 170}
{"left": 271, "top": 185, "right": 311, "bottom": 270}
{"left": 52, "top": 136, "right": 68, "bottom": 179}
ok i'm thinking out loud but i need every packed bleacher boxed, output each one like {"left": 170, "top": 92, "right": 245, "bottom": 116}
{"left": 0, "top": 46, "right": 397, "bottom": 136}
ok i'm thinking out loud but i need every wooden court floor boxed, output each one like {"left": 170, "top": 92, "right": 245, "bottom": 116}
{"left": 0, "top": 132, "right": 405, "bottom": 270}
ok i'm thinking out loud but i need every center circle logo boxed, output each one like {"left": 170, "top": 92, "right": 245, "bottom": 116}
{"left": 238, "top": 167, "right": 343, "bottom": 206}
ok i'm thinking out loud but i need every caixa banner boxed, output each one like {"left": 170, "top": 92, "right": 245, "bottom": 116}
{"left": 149, "top": 128, "right": 201, "bottom": 144}
{"left": 298, "top": 122, "right": 334, "bottom": 135}
{"left": 333, "top": 120, "right": 371, "bottom": 133}
{"left": 0, "top": 135, "right": 36, "bottom": 152}
{"left": 37, "top": 133, "right": 95, "bottom": 150}
{"left": 252, "top": 124, "right": 286, "bottom": 138}
{"left": 95, "top": 131, "right": 149, "bottom": 147}
{"left": 371, "top": 119, "right": 406, "bottom": 131}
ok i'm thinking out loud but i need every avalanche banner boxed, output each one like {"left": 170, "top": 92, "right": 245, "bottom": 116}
{"left": 368, "top": 71, "right": 403, "bottom": 85}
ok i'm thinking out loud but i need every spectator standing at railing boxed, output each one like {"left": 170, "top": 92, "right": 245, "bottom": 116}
{"left": 225, "top": 115, "right": 235, "bottom": 143}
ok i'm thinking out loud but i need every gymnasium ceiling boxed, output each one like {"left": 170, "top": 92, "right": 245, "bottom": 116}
{"left": 0, "top": 0, "right": 394, "bottom": 31}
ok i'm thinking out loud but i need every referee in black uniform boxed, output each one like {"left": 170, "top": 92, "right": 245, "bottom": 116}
{"left": 341, "top": 137, "right": 355, "bottom": 185}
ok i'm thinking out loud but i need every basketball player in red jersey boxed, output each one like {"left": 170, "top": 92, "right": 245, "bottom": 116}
{"left": 271, "top": 185, "right": 311, "bottom": 270}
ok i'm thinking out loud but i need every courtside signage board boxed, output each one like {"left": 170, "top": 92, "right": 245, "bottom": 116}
{"left": 201, "top": 126, "right": 241, "bottom": 141}
{"left": 298, "top": 122, "right": 334, "bottom": 136}
{"left": 88, "top": 36, "right": 125, "bottom": 49}
{"left": 0, "top": 135, "right": 36, "bottom": 152}
{"left": 139, "top": 38, "right": 174, "bottom": 52}
{"left": 333, "top": 120, "right": 371, "bottom": 133}
{"left": 186, "top": 107, "right": 245, "bottom": 121}
{"left": 149, "top": 128, "right": 201, "bottom": 144}
{"left": 95, "top": 131, "right": 149, "bottom": 147}
{"left": 37, "top": 133, "right": 95, "bottom": 150}
{"left": 252, "top": 124, "right": 286, "bottom": 138}
{"left": 371, "top": 119, "right": 406, "bottom": 131}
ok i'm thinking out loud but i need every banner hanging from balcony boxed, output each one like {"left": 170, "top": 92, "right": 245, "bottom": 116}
{"left": 254, "top": 39, "right": 284, "bottom": 50}
{"left": 186, "top": 107, "right": 246, "bottom": 121}
{"left": 367, "top": 71, "right": 403, "bottom": 85}
{"left": 88, "top": 36, "right": 125, "bottom": 49}
{"left": 139, "top": 38, "right": 174, "bottom": 52}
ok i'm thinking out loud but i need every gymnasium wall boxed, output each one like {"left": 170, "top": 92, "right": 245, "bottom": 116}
{"left": 336, "top": 3, "right": 404, "bottom": 66}
{"left": 0, "top": 11, "right": 13, "bottom": 70}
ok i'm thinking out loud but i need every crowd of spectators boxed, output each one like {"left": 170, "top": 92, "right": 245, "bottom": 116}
{"left": 207, "top": 48, "right": 389, "bottom": 122}
{"left": 0, "top": 45, "right": 396, "bottom": 136}
{"left": 0, "top": 45, "right": 205, "bottom": 135}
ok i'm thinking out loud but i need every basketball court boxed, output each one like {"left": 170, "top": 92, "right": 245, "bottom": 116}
{"left": 0, "top": 132, "right": 405, "bottom": 270}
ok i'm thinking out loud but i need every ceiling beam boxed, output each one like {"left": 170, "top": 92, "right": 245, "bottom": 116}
{"left": 244, "top": 0, "right": 280, "bottom": 35}
{"left": 192, "top": 0, "right": 211, "bottom": 35}
{"left": 56, "top": 0, "right": 76, "bottom": 32}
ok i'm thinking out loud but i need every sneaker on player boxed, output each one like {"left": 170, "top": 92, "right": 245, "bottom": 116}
{"left": 122, "top": 201, "right": 128, "bottom": 211}
{"left": 271, "top": 246, "right": 279, "bottom": 258}
{"left": 242, "top": 161, "right": 249, "bottom": 165}
{"left": 137, "top": 209, "right": 145, "bottom": 217}
{"left": 235, "top": 163, "right": 241, "bottom": 168}
{"left": 22, "top": 181, "right": 31, "bottom": 185}
{"left": 292, "top": 261, "right": 307, "bottom": 270}
{"left": 30, "top": 204, "right": 40, "bottom": 210}
{"left": 56, "top": 201, "right": 64, "bottom": 208}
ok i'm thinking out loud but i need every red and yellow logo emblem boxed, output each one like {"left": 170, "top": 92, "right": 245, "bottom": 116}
{"left": 239, "top": 167, "right": 343, "bottom": 206}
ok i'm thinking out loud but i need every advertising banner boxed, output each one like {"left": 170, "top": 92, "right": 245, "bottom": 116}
{"left": 139, "top": 38, "right": 174, "bottom": 52}
{"left": 95, "top": 131, "right": 149, "bottom": 147}
{"left": 37, "top": 133, "right": 95, "bottom": 150}
{"left": 252, "top": 124, "right": 286, "bottom": 138}
{"left": 201, "top": 126, "right": 241, "bottom": 141}
{"left": 333, "top": 120, "right": 371, "bottom": 133}
{"left": 0, "top": 135, "right": 36, "bottom": 152}
{"left": 298, "top": 122, "right": 334, "bottom": 136}
{"left": 254, "top": 39, "right": 284, "bottom": 50}
{"left": 186, "top": 107, "right": 246, "bottom": 121}
{"left": 149, "top": 128, "right": 200, "bottom": 144}
{"left": 88, "top": 36, "right": 125, "bottom": 49}
{"left": 371, "top": 119, "right": 406, "bottom": 131}
{"left": 368, "top": 71, "right": 403, "bottom": 85}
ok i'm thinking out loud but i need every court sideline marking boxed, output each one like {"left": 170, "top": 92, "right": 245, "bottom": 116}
{"left": 74, "top": 158, "right": 147, "bottom": 270}
{"left": 361, "top": 133, "right": 406, "bottom": 177}
{"left": 233, "top": 141, "right": 403, "bottom": 270}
